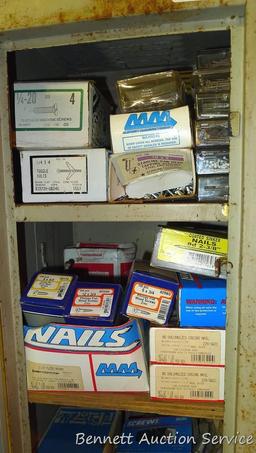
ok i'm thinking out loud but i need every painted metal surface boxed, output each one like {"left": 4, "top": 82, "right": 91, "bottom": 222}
{"left": 15, "top": 203, "right": 228, "bottom": 223}
{"left": 235, "top": 0, "right": 256, "bottom": 450}
{"left": 1, "top": 1, "right": 256, "bottom": 452}
{"left": 0, "top": 53, "right": 31, "bottom": 453}
{"left": 0, "top": 0, "right": 245, "bottom": 33}
{"left": 223, "top": 21, "right": 244, "bottom": 453}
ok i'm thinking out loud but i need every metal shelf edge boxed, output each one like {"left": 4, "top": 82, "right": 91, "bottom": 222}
{"left": 15, "top": 203, "right": 228, "bottom": 223}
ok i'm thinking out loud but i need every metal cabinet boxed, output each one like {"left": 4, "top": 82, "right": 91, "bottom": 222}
{"left": 0, "top": 1, "right": 255, "bottom": 452}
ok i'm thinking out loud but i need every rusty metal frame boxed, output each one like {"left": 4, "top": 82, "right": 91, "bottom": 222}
{"left": 0, "top": 1, "right": 255, "bottom": 452}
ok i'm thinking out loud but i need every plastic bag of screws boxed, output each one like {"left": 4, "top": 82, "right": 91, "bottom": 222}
{"left": 195, "top": 92, "right": 230, "bottom": 119}
{"left": 195, "top": 119, "right": 230, "bottom": 147}
{"left": 198, "top": 175, "right": 229, "bottom": 202}
{"left": 196, "top": 148, "right": 230, "bottom": 175}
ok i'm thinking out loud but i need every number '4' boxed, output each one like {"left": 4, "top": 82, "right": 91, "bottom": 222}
{"left": 70, "top": 93, "right": 75, "bottom": 104}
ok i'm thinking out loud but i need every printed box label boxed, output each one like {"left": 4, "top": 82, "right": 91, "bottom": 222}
{"left": 31, "top": 155, "right": 88, "bottom": 194}
{"left": 70, "top": 288, "right": 114, "bottom": 317}
{"left": 27, "top": 274, "right": 73, "bottom": 300}
{"left": 15, "top": 89, "right": 83, "bottom": 130}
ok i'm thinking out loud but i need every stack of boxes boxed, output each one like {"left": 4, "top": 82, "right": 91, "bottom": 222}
{"left": 14, "top": 81, "right": 111, "bottom": 202}
{"left": 120, "top": 225, "right": 227, "bottom": 402}
{"left": 109, "top": 71, "right": 196, "bottom": 202}
{"left": 193, "top": 48, "right": 230, "bottom": 202}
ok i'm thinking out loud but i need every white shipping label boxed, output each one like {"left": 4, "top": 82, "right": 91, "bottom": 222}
{"left": 70, "top": 288, "right": 114, "bottom": 317}
{"left": 27, "top": 361, "right": 84, "bottom": 391}
{"left": 15, "top": 89, "right": 84, "bottom": 130}
{"left": 152, "top": 329, "right": 223, "bottom": 365}
{"left": 31, "top": 155, "right": 88, "bottom": 194}
{"left": 127, "top": 282, "right": 173, "bottom": 325}
{"left": 152, "top": 365, "right": 223, "bottom": 401}
{"left": 27, "top": 274, "right": 73, "bottom": 300}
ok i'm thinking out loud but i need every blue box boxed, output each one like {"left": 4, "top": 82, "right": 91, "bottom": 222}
{"left": 117, "top": 415, "right": 193, "bottom": 452}
{"left": 122, "top": 263, "right": 179, "bottom": 325}
{"left": 21, "top": 272, "right": 122, "bottom": 327}
{"left": 68, "top": 282, "right": 123, "bottom": 326}
{"left": 178, "top": 272, "right": 226, "bottom": 328}
{"left": 20, "top": 272, "right": 78, "bottom": 326}
{"left": 37, "top": 407, "right": 116, "bottom": 453}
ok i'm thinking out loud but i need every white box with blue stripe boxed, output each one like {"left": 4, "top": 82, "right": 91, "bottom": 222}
{"left": 24, "top": 319, "right": 149, "bottom": 392}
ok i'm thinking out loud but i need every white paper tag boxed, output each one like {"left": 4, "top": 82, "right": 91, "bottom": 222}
{"left": 127, "top": 282, "right": 173, "bottom": 325}
{"left": 70, "top": 288, "right": 114, "bottom": 317}
{"left": 27, "top": 274, "right": 73, "bottom": 300}
{"left": 15, "top": 89, "right": 83, "bottom": 130}
{"left": 31, "top": 155, "right": 88, "bottom": 194}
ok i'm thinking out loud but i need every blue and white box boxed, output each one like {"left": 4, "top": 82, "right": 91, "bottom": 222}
{"left": 24, "top": 319, "right": 149, "bottom": 392}
{"left": 110, "top": 106, "right": 193, "bottom": 153}
{"left": 117, "top": 414, "right": 193, "bottom": 452}
{"left": 68, "top": 282, "right": 122, "bottom": 326}
{"left": 21, "top": 273, "right": 122, "bottom": 327}
{"left": 37, "top": 407, "right": 117, "bottom": 452}
{"left": 20, "top": 272, "right": 78, "bottom": 326}
{"left": 122, "top": 263, "right": 179, "bottom": 325}
{"left": 178, "top": 272, "right": 226, "bottom": 328}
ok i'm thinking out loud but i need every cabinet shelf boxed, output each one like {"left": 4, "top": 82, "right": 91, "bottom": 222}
{"left": 28, "top": 391, "right": 224, "bottom": 420}
{"left": 15, "top": 203, "right": 228, "bottom": 223}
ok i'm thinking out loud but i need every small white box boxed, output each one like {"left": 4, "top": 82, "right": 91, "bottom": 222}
{"left": 20, "top": 148, "right": 109, "bottom": 203}
{"left": 14, "top": 81, "right": 110, "bottom": 149}
{"left": 150, "top": 328, "right": 225, "bottom": 366}
{"left": 150, "top": 364, "right": 225, "bottom": 401}
{"left": 110, "top": 106, "right": 193, "bottom": 153}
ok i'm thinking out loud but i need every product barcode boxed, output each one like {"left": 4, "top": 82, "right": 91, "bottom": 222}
{"left": 191, "top": 354, "right": 216, "bottom": 363}
{"left": 190, "top": 390, "right": 214, "bottom": 398}
{"left": 157, "top": 299, "right": 170, "bottom": 321}
{"left": 187, "top": 251, "right": 216, "bottom": 269}
{"left": 57, "top": 285, "right": 65, "bottom": 298}
{"left": 57, "top": 382, "right": 80, "bottom": 389}
{"left": 103, "top": 297, "right": 112, "bottom": 315}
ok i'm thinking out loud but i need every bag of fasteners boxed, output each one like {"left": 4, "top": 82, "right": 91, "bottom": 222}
{"left": 108, "top": 149, "right": 196, "bottom": 201}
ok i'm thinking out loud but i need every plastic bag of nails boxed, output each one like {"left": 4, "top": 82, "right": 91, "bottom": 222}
{"left": 117, "top": 71, "right": 185, "bottom": 113}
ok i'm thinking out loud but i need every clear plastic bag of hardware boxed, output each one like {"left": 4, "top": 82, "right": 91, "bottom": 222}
{"left": 195, "top": 120, "right": 230, "bottom": 147}
{"left": 196, "top": 148, "right": 229, "bottom": 175}
{"left": 197, "top": 48, "right": 231, "bottom": 70}
{"left": 193, "top": 68, "right": 230, "bottom": 93}
{"left": 198, "top": 174, "right": 229, "bottom": 202}
{"left": 195, "top": 92, "right": 230, "bottom": 119}
{"left": 117, "top": 71, "right": 185, "bottom": 113}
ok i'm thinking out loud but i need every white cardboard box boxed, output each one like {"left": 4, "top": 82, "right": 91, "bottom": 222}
{"left": 109, "top": 148, "right": 195, "bottom": 200}
{"left": 150, "top": 364, "right": 225, "bottom": 401}
{"left": 20, "top": 148, "right": 109, "bottom": 202}
{"left": 14, "top": 81, "right": 110, "bottom": 149}
{"left": 110, "top": 106, "right": 193, "bottom": 154}
{"left": 64, "top": 242, "right": 136, "bottom": 281}
{"left": 24, "top": 319, "right": 149, "bottom": 392}
{"left": 150, "top": 328, "right": 225, "bottom": 366}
